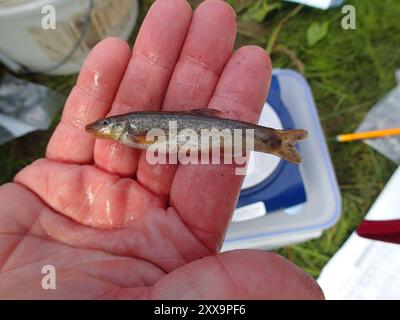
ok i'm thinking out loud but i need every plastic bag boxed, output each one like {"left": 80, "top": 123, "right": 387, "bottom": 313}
{"left": 0, "top": 73, "right": 64, "bottom": 145}
{"left": 356, "top": 71, "right": 400, "bottom": 164}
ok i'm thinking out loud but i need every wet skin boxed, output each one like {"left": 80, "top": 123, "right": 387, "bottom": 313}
{"left": 0, "top": 0, "right": 323, "bottom": 299}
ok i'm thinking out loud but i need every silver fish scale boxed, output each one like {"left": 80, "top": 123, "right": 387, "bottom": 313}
{"left": 125, "top": 112, "right": 256, "bottom": 135}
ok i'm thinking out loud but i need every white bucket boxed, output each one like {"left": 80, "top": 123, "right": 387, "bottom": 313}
{"left": 0, "top": 0, "right": 139, "bottom": 75}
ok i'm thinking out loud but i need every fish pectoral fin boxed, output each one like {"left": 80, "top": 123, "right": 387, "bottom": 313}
{"left": 189, "top": 108, "right": 223, "bottom": 117}
{"left": 130, "top": 131, "right": 153, "bottom": 144}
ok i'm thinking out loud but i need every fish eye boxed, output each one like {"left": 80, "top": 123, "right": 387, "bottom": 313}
{"left": 102, "top": 119, "right": 111, "bottom": 126}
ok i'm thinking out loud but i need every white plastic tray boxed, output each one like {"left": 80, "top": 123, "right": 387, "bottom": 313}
{"left": 222, "top": 69, "right": 341, "bottom": 251}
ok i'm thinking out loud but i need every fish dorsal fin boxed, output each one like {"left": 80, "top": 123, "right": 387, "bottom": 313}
{"left": 189, "top": 108, "right": 223, "bottom": 117}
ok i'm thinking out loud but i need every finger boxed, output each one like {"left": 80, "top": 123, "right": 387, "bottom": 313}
{"left": 46, "top": 38, "right": 131, "bottom": 164}
{"left": 93, "top": 0, "right": 192, "bottom": 176}
{"left": 137, "top": 0, "right": 237, "bottom": 197}
{"left": 163, "top": 0, "right": 236, "bottom": 111}
{"left": 170, "top": 46, "right": 272, "bottom": 252}
{"left": 14, "top": 159, "right": 163, "bottom": 229}
{"left": 112, "top": 250, "right": 324, "bottom": 299}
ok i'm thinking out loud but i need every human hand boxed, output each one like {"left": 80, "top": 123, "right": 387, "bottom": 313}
{"left": 0, "top": 0, "right": 323, "bottom": 299}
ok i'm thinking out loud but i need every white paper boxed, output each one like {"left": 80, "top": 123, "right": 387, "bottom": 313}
{"left": 318, "top": 166, "right": 400, "bottom": 299}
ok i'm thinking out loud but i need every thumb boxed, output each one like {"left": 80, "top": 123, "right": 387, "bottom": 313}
{"left": 150, "top": 249, "right": 324, "bottom": 299}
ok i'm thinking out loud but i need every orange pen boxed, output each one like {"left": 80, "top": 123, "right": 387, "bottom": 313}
{"left": 336, "top": 128, "right": 400, "bottom": 142}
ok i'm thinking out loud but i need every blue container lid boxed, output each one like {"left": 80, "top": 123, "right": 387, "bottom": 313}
{"left": 223, "top": 69, "right": 341, "bottom": 250}
{"left": 237, "top": 75, "right": 307, "bottom": 213}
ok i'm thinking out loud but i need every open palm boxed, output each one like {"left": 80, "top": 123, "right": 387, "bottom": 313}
{"left": 0, "top": 0, "right": 322, "bottom": 299}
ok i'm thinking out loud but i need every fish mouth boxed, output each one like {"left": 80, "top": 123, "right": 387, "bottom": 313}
{"left": 85, "top": 123, "right": 95, "bottom": 133}
{"left": 85, "top": 122, "right": 109, "bottom": 138}
{"left": 85, "top": 122, "right": 100, "bottom": 135}
{"left": 85, "top": 121, "right": 122, "bottom": 140}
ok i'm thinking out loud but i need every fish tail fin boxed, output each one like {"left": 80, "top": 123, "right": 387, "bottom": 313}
{"left": 276, "top": 129, "right": 308, "bottom": 164}
{"left": 257, "top": 129, "right": 308, "bottom": 164}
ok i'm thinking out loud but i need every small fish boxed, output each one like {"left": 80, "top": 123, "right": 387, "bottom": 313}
{"left": 86, "top": 108, "right": 308, "bottom": 164}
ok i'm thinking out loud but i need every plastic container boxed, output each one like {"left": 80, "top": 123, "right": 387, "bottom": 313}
{"left": 222, "top": 69, "right": 341, "bottom": 251}
{"left": 0, "top": 0, "right": 139, "bottom": 75}
{"left": 283, "top": 0, "right": 344, "bottom": 9}
{"left": 235, "top": 76, "right": 307, "bottom": 216}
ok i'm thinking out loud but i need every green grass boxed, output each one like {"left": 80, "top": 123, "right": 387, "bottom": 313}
{"left": 236, "top": 0, "right": 399, "bottom": 277}
{"left": 0, "top": 0, "right": 399, "bottom": 277}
